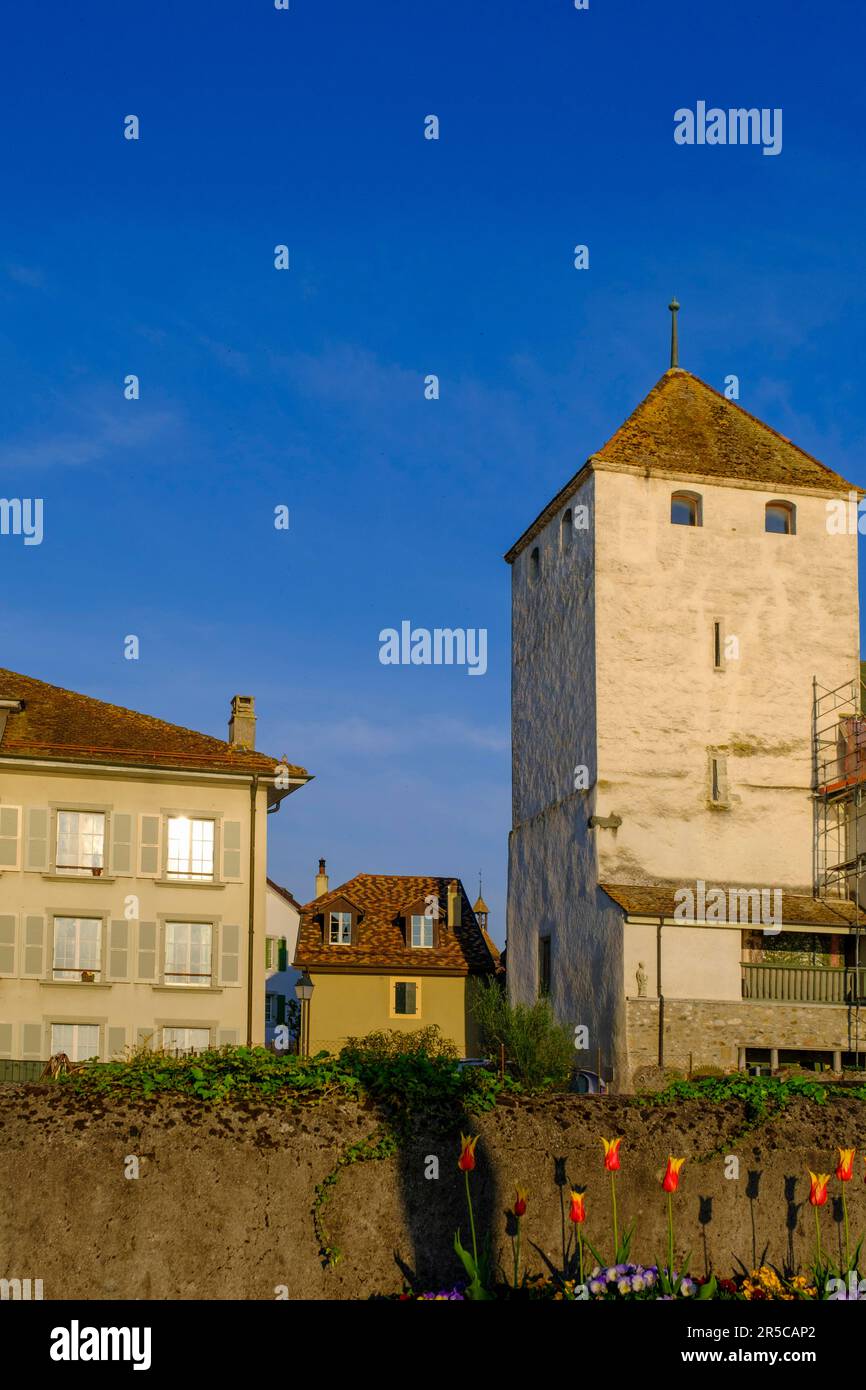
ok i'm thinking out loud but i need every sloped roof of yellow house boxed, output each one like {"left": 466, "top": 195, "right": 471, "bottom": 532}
{"left": 294, "top": 874, "right": 498, "bottom": 974}
{"left": 0, "top": 667, "right": 309, "bottom": 780}
{"left": 505, "top": 367, "right": 858, "bottom": 562}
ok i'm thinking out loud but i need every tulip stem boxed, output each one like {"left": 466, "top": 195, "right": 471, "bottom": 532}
{"left": 667, "top": 1191, "right": 674, "bottom": 1280}
{"left": 814, "top": 1205, "right": 823, "bottom": 1272}
{"left": 465, "top": 1169, "right": 478, "bottom": 1270}
{"left": 578, "top": 1226, "right": 584, "bottom": 1287}
{"left": 512, "top": 1221, "right": 522, "bottom": 1290}
{"left": 843, "top": 1187, "right": 851, "bottom": 1273}
{"left": 610, "top": 1171, "right": 619, "bottom": 1257}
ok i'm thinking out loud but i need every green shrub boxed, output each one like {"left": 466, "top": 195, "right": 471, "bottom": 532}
{"left": 339, "top": 1025, "right": 459, "bottom": 1063}
{"left": 467, "top": 978, "right": 574, "bottom": 1090}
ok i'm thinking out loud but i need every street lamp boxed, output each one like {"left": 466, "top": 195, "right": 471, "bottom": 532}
{"left": 294, "top": 972, "right": 314, "bottom": 1057}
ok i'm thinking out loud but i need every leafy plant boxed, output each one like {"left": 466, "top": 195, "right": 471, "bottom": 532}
{"left": 468, "top": 978, "right": 575, "bottom": 1089}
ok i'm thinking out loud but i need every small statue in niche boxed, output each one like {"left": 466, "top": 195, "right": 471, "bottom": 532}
{"left": 636, "top": 962, "right": 648, "bottom": 997}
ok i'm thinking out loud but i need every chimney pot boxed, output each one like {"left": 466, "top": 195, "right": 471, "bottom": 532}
{"left": 228, "top": 695, "right": 256, "bottom": 749}
{"left": 315, "top": 858, "right": 329, "bottom": 897}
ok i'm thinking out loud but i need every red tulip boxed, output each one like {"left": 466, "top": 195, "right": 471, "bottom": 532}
{"left": 837, "top": 1148, "right": 856, "bottom": 1182}
{"left": 808, "top": 1171, "right": 830, "bottom": 1207}
{"left": 601, "top": 1137, "right": 623, "bottom": 1172}
{"left": 662, "top": 1157, "right": 685, "bottom": 1193}
{"left": 569, "top": 1189, "right": 586, "bottom": 1224}
{"left": 458, "top": 1133, "right": 479, "bottom": 1172}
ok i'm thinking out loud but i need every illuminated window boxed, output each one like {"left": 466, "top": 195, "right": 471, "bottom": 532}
{"left": 166, "top": 817, "right": 214, "bottom": 880}
{"left": 55, "top": 811, "right": 105, "bottom": 875}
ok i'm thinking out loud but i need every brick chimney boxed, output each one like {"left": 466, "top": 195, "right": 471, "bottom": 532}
{"left": 316, "top": 858, "right": 329, "bottom": 897}
{"left": 228, "top": 695, "right": 256, "bottom": 749}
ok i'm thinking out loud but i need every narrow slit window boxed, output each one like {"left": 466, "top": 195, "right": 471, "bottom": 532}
{"left": 561, "top": 509, "right": 573, "bottom": 549}
{"left": 713, "top": 621, "right": 722, "bottom": 670}
{"left": 529, "top": 546, "right": 540, "bottom": 584}
{"left": 711, "top": 758, "right": 720, "bottom": 801}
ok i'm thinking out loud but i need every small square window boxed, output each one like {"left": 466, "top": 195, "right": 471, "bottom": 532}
{"left": 329, "top": 912, "right": 352, "bottom": 945}
{"left": 394, "top": 981, "right": 418, "bottom": 1015}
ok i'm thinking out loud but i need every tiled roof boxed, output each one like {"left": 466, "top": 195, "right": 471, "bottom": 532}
{"left": 0, "top": 668, "right": 309, "bottom": 779}
{"left": 601, "top": 883, "right": 861, "bottom": 928}
{"left": 505, "top": 367, "right": 858, "bottom": 562}
{"left": 594, "top": 369, "right": 856, "bottom": 492}
{"left": 293, "top": 874, "right": 498, "bottom": 973}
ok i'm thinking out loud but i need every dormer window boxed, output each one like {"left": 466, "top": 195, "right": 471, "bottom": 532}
{"left": 329, "top": 911, "right": 352, "bottom": 945}
{"left": 671, "top": 491, "right": 702, "bottom": 526}
{"left": 411, "top": 914, "right": 434, "bottom": 948}
{"left": 765, "top": 500, "right": 795, "bottom": 535}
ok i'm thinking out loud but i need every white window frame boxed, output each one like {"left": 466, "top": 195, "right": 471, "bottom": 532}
{"left": 54, "top": 810, "right": 106, "bottom": 877}
{"left": 165, "top": 816, "right": 216, "bottom": 882}
{"left": 52, "top": 916, "right": 103, "bottom": 981}
{"left": 329, "top": 911, "right": 352, "bottom": 945}
{"left": 162, "top": 1026, "right": 210, "bottom": 1054}
{"left": 410, "top": 914, "right": 434, "bottom": 948}
{"left": 164, "top": 920, "right": 214, "bottom": 987}
{"left": 51, "top": 1022, "right": 100, "bottom": 1062}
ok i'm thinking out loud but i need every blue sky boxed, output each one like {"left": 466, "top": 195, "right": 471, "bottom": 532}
{"left": 1, "top": 0, "right": 865, "bottom": 940}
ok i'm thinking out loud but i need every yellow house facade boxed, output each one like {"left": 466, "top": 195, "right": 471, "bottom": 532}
{"left": 293, "top": 870, "right": 498, "bottom": 1056}
{"left": 0, "top": 670, "right": 309, "bottom": 1065}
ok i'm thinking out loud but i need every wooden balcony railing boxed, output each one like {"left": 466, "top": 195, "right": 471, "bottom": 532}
{"left": 742, "top": 962, "right": 866, "bottom": 1004}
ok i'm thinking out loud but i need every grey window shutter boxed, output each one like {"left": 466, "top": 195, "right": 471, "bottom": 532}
{"left": 220, "top": 924, "right": 240, "bottom": 985}
{"left": 24, "top": 808, "right": 49, "bottom": 871}
{"left": 0, "top": 1023, "right": 12, "bottom": 1058}
{"left": 110, "top": 814, "right": 133, "bottom": 875}
{"left": 108, "top": 1026, "right": 126, "bottom": 1058}
{"left": 108, "top": 921, "right": 129, "bottom": 981}
{"left": 278, "top": 936, "right": 288, "bottom": 971}
{"left": 0, "top": 914, "right": 16, "bottom": 976}
{"left": 138, "top": 815, "right": 160, "bottom": 875}
{"left": 218, "top": 1029, "right": 238, "bottom": 1046}
{"left": 0, "top": 805, "right": 20, "bottom": 868}
{"left": 22, "top": 916, "right": 46, "bottom": 978}
{"left": 222, "top": 820, "right": 242, "bottom": 879}
{"left": 22, "top": 1023, "right": 43, "bottom": 1059}
{"left": 137, "top": 921, "right": 158, "bottom": 982}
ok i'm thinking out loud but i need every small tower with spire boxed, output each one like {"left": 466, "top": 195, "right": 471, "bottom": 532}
{"left": 473, "top": 873, "right": 490, "bottom": 932}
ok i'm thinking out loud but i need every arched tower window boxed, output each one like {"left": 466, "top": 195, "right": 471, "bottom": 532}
{"left": 561, "top": 509, "right": 573, "bottom": 549}
{"left": 765, "top": 500, "right": 795, "bottom": 535}
{"left": 529, "top": 546, "right": 540, "bottom": 584}
{"left": 671, "top": 491, "right": 702, "bottom": 527}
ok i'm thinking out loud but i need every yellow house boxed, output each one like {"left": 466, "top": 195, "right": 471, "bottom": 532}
{"left": 292, "top": 870, "right": 498, "bottom": 1056}
{"left": 0, "top": 669, "right": 309, "bottom": 1065}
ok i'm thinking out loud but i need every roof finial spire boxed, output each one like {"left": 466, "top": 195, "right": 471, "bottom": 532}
{"left": 668, "top": 298, "right": 680, "bottom": 369}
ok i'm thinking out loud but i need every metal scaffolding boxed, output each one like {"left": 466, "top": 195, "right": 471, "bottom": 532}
{"left": 813, "top": 675, "right": 866, "bottom": 1064}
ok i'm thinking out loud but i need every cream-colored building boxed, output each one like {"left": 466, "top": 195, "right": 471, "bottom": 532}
{"left": 293, "top": 870, "right": 497, "bottom": 1056}
{"left": 0, "top": 670, "right": 309, "bottom": 1065}
{"left": 505, "top": 353, "right": 864, "bottom": 1088}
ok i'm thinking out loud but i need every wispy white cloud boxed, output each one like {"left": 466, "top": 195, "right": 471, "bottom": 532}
{"left": 6, "top": 264, "right": 45, "bottom": 289}
{"left": 0, "top": 394, "right": 187, "bottom": 472}
{"left": 271, "top": 711, "right": 508, "bottom": 758}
